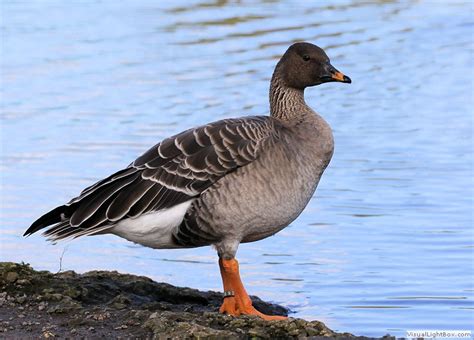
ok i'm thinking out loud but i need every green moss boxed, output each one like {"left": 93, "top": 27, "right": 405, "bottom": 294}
{"left": 0, "top": 262, "right": 391, "bottom": 339}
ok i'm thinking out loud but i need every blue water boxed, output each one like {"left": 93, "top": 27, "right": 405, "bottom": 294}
{"left": 1, "top": 1, "right": 473, "bottom": 337}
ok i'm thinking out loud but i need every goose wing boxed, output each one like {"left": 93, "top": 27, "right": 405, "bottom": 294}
{"left": 24, "top": 116, "right": 278, "bottom": 240}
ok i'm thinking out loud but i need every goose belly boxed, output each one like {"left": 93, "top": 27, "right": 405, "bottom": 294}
{"left": 196, "top": 146, "right": 327, "bottom": 243}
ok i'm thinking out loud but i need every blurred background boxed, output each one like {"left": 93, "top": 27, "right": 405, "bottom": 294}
{"left": 1, "top": 0, "right": 473, "bottom": 337}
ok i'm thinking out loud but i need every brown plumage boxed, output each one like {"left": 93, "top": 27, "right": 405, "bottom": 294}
{"left": 25, "top": 42, "right": 351, "bottom": 320}
{"left": 25, "top": 117, "right": 277, "bottom": 240}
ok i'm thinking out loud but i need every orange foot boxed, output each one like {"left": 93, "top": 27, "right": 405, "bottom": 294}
{"left": 218, "top": 258, "right": 288, "bottom": 321}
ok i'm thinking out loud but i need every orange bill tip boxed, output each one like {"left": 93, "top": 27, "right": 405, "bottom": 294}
{"left": 331, "top": 71, "right": 351, "bottom": 83}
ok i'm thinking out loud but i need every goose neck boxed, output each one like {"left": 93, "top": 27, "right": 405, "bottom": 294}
{"left": 269, "top": 74, "right": 309, "bottom": 120}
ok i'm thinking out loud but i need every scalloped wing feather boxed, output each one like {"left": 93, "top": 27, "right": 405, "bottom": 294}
{"left": 25, "top": 116, "right": 278, "bottom": 241}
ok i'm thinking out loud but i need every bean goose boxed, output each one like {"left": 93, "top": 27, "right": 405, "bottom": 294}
{"left": 25, "top": 42, "right": 351, "bottom": 320}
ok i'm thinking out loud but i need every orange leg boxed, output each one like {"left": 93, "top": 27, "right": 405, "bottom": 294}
{"left": 218, "top": 258, "right": 238, "bottom": 315}
{"left": 218, "top": 258, "right": 287, "bottom": 321}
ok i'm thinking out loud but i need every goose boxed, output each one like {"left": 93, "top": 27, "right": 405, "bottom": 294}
{"left": 24, "top": 42, "right": 351, "bottom": 320}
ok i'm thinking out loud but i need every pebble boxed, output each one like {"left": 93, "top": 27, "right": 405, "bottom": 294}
{"left": 16, "top": 296, "right": 27, "bottom": 304}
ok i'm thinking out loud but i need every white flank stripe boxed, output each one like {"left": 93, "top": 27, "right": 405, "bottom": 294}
{"left": 109, "top": 200, "right": 194, "bottom": 249}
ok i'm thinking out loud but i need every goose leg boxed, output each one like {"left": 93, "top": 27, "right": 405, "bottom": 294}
{"left": 218, "top": 258, "right": 287, "bottom": 321}
{"left": 218, "top": 258, "right": 238, "bottom": 315}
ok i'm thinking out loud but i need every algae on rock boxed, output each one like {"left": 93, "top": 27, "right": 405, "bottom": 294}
{"left": 0, "top": 262, "right": 392, "bottom": 339}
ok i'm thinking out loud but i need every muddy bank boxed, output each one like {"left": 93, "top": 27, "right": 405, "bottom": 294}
{"left": 0, "top": 262, "right": 392, "bottom": 339}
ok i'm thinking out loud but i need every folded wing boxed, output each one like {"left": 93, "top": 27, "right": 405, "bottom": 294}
{"left": 24, "top": 116, "right": 278, "bottom": 241}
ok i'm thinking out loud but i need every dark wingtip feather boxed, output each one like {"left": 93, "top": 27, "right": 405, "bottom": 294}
{"left": 24, "top": 205, "right": 68, "bottom": 236}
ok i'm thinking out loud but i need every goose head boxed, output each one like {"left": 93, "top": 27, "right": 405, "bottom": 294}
{"left": 276, "top": 42, "right": 351, "bottom": 89}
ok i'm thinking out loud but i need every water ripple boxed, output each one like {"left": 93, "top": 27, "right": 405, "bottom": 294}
{"left": 1, "top": 1, "right": 472, "bottom": 338}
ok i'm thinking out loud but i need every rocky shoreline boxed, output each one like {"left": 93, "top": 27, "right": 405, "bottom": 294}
{"left": 0, "top": 262, "right": 393, "bottom": 339}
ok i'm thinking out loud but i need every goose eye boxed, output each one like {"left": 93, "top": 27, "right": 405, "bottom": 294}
{"left": 302, "top": 55, "right": 310, "bottom": 61}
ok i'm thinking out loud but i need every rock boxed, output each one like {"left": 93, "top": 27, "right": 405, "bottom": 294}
{"left": 109, "top": 293, "right": 131, "bottom": 310}
{"left": 15, "top": 279, "right": 30, "bottom": 286}
{"left": 15, "top": 295, "right": 27, "bottom": 304}
{"left": 0, "top": 262, "right": 393, "bottom": 339}
{"left": 5, "top": 272, "right": 18, "bottom": 283}
{"left": 63, "top": 287, "right": 81, "bottom": 299}
{"left": 46, "top": 296, "right": 81, "bottom": 314}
